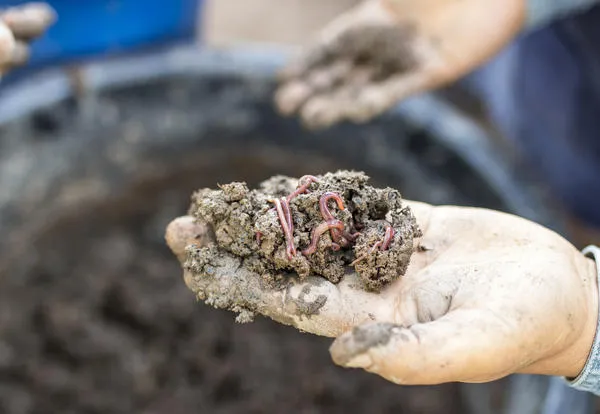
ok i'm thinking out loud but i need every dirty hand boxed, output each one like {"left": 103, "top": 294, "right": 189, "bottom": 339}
{"left": 0, "top": 3, "right": 56, "bottom": 78}
{"left": 275, "top": 0, "right": 525, "bottom": 129}
{"left": 166, "top": 201, "right": 599, "bottom": 385}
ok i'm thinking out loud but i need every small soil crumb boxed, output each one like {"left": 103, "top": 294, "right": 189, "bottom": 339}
{"left": 184, "top": 171, "right": 421, "bottom": 297}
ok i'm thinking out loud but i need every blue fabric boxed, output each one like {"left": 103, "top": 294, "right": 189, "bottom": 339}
{"left": 465, "top": 4, "right": 600, "bottom": 230}
{"left": 0, "top": 0, "right": 202, "bottom": 70}
{"left": 543, "top": 376, "right": 595, "bottom": 414}
{"left": 563, "top": 246, "right": 600, "bottom": 397}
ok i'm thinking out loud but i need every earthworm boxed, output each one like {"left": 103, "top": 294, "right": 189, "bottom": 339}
{"left": 302, "top": 219, "right": 345, "bottom": 256}
{"left": 350, "top": 254, "right": 366, "bottom": 267}
{"left": 256, "top": 231, "right": 263, "bottom": 246}
{"left": 381, "top": 223, "right": 395, "bottom": 250}
{"left": 370, "top": 241, "right": 383, "bottom": 253}
{"left": 286, "top": 175, "right": 319, "bottom": 202}
{"left": 341, "top": 229, "right": 361, "bottom": 242}
{"left": 319, "top": 192, "right": 345, "bottom": 220}
{"left": 268, "top": 175, "right": 318, "bottom": 215}
{"left": 350, "top": 222, "right": 394, "bottom": 266}
{"left": 350, "top": 241, "right": 381, "bottom": 266}
{"left": 281, "top": 198, "right": 293, "bottom": 234}
{"left": 319, "top": 192, "right": 348, "bottom": 245}
{"left": 272, "top": 198, "right": 296, "bottom": 259}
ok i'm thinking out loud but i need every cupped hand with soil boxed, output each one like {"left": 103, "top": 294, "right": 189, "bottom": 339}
{"left": 0, "top": 3, "right": 56, "bottom": 78}
{"left": 166, "top": 199, "right": 599, "bottom": 386}
{"left": 275, "top": 0, "right": 525, "bottom": 128}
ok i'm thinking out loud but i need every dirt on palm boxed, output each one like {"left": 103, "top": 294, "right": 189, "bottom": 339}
{"left": 185, "top": 170, "right": 422, "bottom": 312}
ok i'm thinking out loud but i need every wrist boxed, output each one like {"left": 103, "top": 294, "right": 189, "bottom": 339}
{"left": 568, "top": 253, "right": 598, "bottom": 377}
{"left": 563, "top": 246, "right": 600, "bottom": 393}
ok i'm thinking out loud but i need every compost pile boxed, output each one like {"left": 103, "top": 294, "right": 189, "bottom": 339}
{"left": 186, "top": 170, "right": 422, "bottom": 295}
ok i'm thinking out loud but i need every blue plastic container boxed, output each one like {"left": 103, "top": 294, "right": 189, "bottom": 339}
{"left": 1, "top": 0, "right": 202, "bottom": 71}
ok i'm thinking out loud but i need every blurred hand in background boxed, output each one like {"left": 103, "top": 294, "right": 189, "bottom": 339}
{"left": 275, "top": 0, "right": 525, "bottom": 129}
{"left": 0, "top": 2, "right": 56, "bottom": 78}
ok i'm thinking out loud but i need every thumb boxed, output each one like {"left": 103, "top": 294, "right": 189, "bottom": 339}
{"left": 329, "top": 309, "right": 520, "bottom": 385}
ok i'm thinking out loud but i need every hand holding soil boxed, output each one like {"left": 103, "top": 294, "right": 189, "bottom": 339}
{"left": 275, "top": 0, "right": 525, "bottom": 129}
{"left": 166, "top": 174, "right": 599, "bottom": 385}
{"left": 0, "top": 3, "right": 56, "bottom": 78}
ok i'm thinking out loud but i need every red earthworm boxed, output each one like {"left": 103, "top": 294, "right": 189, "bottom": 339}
{"left": 256, "top": 231, "right": 263, "bottom": 246}
{"left": 350, "top": 241, "right": 382, "bottom": 266}
{"left": 302, "top": 219, "right": 345, "bottom": 256}
{"left": 350, "top": 222, "right": 394, "bottom": 266}
{"left": 286, "top": 175, "right": 319, "bottom": 202}
{"left": 381, "top": 222, "right": 395, "bottom": 250}
{"left": 319, "top": 192, "right": 345, "bottom": 220}
{"left": 272, "top": 198, "right": 296, "bottom": 259}
{"left": 370, "top": 241, "right": 383, "bottom": 253}
{"left": 281, "top": 198, "right": 293, "bottom": 233}
{"left": 350, "top": 254, "right": 366, "bottom": 267}
{"left": 342, "top": 229, "right": 361, "bottom": 242}
{"left": 319, "top": 192, "right": 347, "bottom": 244}
{"left": 267, "top": 175, "right": 319, "bottom": 214}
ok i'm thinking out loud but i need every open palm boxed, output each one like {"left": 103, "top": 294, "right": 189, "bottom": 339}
{"left": 166, "top": 200, "right": 597, "bottom": 385}
{"left": 275, "top": 0, "right": 524, "bottom": 129}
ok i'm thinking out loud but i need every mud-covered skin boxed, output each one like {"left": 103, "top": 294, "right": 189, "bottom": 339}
{"left": 185, "top": 171, "right": 422, "bottom": 320}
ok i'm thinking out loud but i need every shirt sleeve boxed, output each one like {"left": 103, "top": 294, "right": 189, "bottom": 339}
{"left": 526, "top": 0, "right": 600, "bottom": 29}
{"left": 564, "top": 245, "right": 600, "bottom": 395}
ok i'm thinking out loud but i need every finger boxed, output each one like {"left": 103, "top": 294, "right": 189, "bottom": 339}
{"left": 393, "top": 272, "right": 460, "bottom": 324}
{"left": 298, "top": 70, "right": 431, "bottom": 128}
{"left": 166, "top": 216, "right": 394, "bottom": 336}
{"left": 297, "top": 90, "right": 352, "bottom": 129}
{"left": 0, "top": 22, "right": 15, "bottom": 66}
{"left": 297, "top": 66, "right": 375, "bottom": 129}
{"left": 278, "top": 46, "right": 335, "bottom": 83}
{"left": 275, "top": 60, "right": 353, "bottom": 116}
{"left": 165, "top": 216, "right": 213, "bottom": 263}
{"left": 274, "top": 81, "right": 313, "bottom": 116}
{"left": 1, "top": 2, "right": 57, "bottom": 40}
{"left": 343, "top": 71, "right": 432, "bottom": 123}
{"left": 329, "top": 309, "right": 521, "bottom": 384}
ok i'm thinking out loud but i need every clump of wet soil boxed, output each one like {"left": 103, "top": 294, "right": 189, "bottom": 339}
{"left": 186, "top": 170, "right": 421, "bottom": 292}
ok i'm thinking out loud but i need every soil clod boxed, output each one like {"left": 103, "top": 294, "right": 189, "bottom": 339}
{"left": 184, "top": 170, "right": 422, "bottom": 319}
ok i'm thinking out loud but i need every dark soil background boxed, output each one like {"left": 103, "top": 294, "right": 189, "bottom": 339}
{"left": 0, "top": 151, "right": 483, "bottom": 414}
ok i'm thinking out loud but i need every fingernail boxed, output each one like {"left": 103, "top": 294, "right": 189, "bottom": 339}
{"left": 330, "top": 332, "right": 373, "bottom": 368}
{"left": 330, "top": 323, "right": 396, "bottom": 367}
{"left": 329, "top": 323, "right": 396, "bottom": 368}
